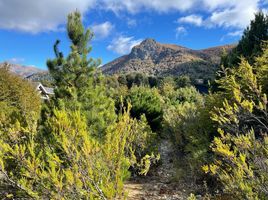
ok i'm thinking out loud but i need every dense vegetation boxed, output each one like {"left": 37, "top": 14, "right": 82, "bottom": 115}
{"left": 0, "top": 11, "right": 268, "bottom": 199}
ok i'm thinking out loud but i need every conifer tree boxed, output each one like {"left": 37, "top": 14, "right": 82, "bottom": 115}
{"left": 223, "top": 12, "right": 268, "bottom": 67}
{"left": 47, "top": 11, "right": 99, "bottom": 105}
{"left": 46, "top": 11, "right": 116, "bottom": 138}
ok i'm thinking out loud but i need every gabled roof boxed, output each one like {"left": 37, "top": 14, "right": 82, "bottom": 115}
{"left": 32, "top": 82, "right": 55, "bottom": 99}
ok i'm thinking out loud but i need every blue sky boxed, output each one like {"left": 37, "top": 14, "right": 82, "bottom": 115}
{"left": 0, "top": 0, "right": 267, "bottom": 69}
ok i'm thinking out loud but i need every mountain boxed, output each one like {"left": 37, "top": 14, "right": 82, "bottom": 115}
{"left": 26, "top": 71, "right": 54, "bottom": 86}
{"left": 0, "top": 62, "right": 46, "bottom": 77}
{"left": 102, "top": 39, "right": 235, "bottom": 80}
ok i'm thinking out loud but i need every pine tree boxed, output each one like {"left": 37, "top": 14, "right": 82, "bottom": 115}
{"left": 46, "top": 11, "right": 116, "bottom": 139}
{"left": 47, "top": 11, "right": 100, "bottom": 105}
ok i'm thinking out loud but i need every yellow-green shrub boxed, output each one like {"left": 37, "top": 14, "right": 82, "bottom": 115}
{"left": 204, "top": 51, "right": 268, "bottom": 198}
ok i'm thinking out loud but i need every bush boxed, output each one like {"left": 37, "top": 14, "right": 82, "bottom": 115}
{"left": 0, "top": 106, "right": 158, "bottom": 199}
{"left": 127, "top": 86, "right": 164, "bottom": 132}
{"left": 174, "top": 75, "right": 191, "bottom": 88}
{"left": 162, "top": 86, "right": 215, "bottom": 176}
{"left": 204, "top": 51, "right": 268, "bottom": 198}
{"left": 0, "top": 64, "right": 41, "bottom": 128}
{"left": 203, "top": 130, "right": 268, "bottom": 199}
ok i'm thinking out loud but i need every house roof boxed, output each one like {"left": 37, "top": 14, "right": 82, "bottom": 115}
{"left": 32, "top": 82, "right": 54, "bottom": 95}
{"left": 44, "top": 87, "right": 54, "bottom": 94}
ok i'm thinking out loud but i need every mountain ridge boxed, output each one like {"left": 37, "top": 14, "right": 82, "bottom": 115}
{"left": 0, "top": 62, "right": 46, "bottom": 77}
{"left": 102, "top": 38, "right": 235, "bottom": 80}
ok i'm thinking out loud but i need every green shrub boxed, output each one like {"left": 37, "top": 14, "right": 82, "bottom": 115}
{"left": 127, "top": 86, "right": 164, "bottom": 132}
{"left": 0, "top": 64, "right": 41, "bottom": 128}
{"left": 204, "top": 51, "right": 268, "bottom": 198}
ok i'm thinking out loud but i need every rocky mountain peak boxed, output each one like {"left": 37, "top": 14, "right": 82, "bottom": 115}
{"left": 130, "top": 38, "right": 162, "bottom": 60}
{"left": 140, "top": 38, "right": 157, "bottom": 46}
{"left": 102, "top": 38, "right": 235, "bottom": 80}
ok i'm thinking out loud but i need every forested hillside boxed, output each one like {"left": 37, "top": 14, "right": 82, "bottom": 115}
{"left": 0, "top": 10, "right": 268, "bottom": 200}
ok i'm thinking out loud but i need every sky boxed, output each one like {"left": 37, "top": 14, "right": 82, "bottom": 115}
{"left": 0, "top": 0, "right": 267, "bottom": 69}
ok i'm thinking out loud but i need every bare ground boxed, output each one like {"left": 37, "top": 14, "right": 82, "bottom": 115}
{"left": 124, "top": 140, "right": 202, "bottom": 200}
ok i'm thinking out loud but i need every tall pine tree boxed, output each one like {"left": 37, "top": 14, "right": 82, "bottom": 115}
{"left": 46, "top": 11, "right": 116, "bottom": 139}
{"left": 222, "top": 11, "right": 268, "bottom": 67}
{"left": 47, "top": 12, "right": 98, "bottom": 107}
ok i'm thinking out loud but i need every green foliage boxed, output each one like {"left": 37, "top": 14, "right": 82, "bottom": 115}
{"left": 0, "top": 106, "right": 158, "bottom": 199}
{"left": 116, "top": 74, "right": 192, "bottom": 90}
{"left": 0, "top": 11, "right": 159, "bottom": 199}
{"left": 255, "top": 42, "right": 268, "bottom": 94}
{"left": 174, "top": 75, "right": 192, "bottom": 88}
{"left": 81, "top": 75, "right": 117, "bottom": 139}
{"left": 0, "top": 64, "right": 41, "bottom": 128}
{"left": 127, "top": 86, "right": 164, "bottom": 132}
{"left": 213, "top": 59, "right": 268, "bottom": 136}
{"left": 187, "top": 193, "right": 197, "bottom": 200}
{"left": 117, "top": 73, "right": 159, "bottom": 88}
{"left": 204, "top": 130, "right": 268, "bottom": 199}
{"left": 204, "top": 50, "right": 268, "bottom": 198}
{"left": 222, "top": 12, "right": 268, "bottom": 67}
{"left": 47, "top": 11, "right": 100, "bottom": 105}
{"left": 45, "top": 11, "right": 116, "bottom": 139}
{"left": 162, "top": 86, "right": 214, "bottom": 175}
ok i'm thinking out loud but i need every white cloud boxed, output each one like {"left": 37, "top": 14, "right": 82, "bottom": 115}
{"left": 175, "top": 26, "right": 187, "bottom": 38}
{"left": 202, "top": 0, "right": 237, "bottom": 11}
{"left": 207, "top": 1, "right": 258, "bottom": 29}
{"left": 91, "top": 21, "right": 114, "bottom": 39}
{"left": 101, "top": 0, "right": 195, "bottom": 14}
{"left": 0, "top": 0, "right": 96, "bottom": 33}
{"left": 126, "top": 18, "right": 137, "bottom": 27}
{"left": 0, "top": 0, "right": 265, "bottom": 33}
{"left": 107, "top": 36, "right": 142, "bottom": 55}
{"left": 227, "top": 30, "right": 244, "bottom": 37}
{"left": 176, "top": 0, "right": 261, "bottom": 31}
{"left": 220, "top": 30, "right": 244, "bottom": 41}
{"left": 102, "top": 0, "right": 263, "bottom": 30}
{"left": 6, "top": 57, "right": 25, "bottom": 64}
{"left": 177, "top": 15, "right": 203, "bottom": 26}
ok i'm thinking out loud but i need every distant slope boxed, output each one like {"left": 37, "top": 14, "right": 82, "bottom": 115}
{"left": 26, "top": 71, "right": 53, "bottom": 86}
{"left": 102, "top": 39, "right": 235, "bottom": 80}
{"left": 0, "top": 62, "right": 45, "bottom": 77}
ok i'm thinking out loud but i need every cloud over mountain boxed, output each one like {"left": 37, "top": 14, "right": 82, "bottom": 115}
{"left": 107, "top": 36, "right": 143, "bottom": 55}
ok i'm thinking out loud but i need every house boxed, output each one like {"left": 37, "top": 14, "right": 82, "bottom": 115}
{"left": 33, "top": 82, "right": 54, "bottom": 100}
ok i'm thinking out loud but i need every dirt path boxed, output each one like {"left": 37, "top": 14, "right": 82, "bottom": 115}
{"left": 124, "top": 140, "right": 194, "bottom": 200}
